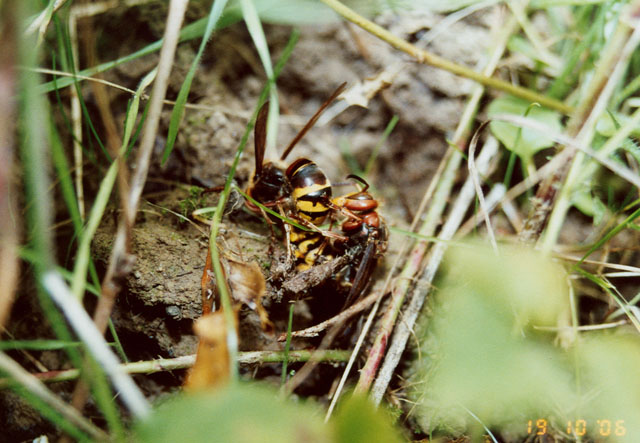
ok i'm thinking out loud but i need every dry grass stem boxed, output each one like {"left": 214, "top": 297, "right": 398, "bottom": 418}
{"left": 43, "top": 272, "right": 151, "bottom": 419}
{"left": 370, "top": 137, "right": 500, "bottom": 404}
{"left": 92, "top": 0, "right": 188, "bottom": 336}
{"left": 350, "top": 11, "right": 517, "bottom": 403}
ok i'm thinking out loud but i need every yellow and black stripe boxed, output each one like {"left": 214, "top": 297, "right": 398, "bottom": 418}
{"left": 289, "top": 229, "right": 331, "bottom": 271}
{"left": 286, "top": 158, "right": 332, "bottom": 225}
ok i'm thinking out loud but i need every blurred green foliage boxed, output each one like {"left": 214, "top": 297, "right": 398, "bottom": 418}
{"left": 488, "top": 95, "right": 563, "bottom": 161}
{"left": 409, "top": 241, "right": 640, "bottom": 441}
{"left": 135, "top": 383, "right": 402, "bottom": 442}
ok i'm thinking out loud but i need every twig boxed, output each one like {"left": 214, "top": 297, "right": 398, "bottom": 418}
{"left": 354, "top": 149, "right": 462, "bottom": 395}
{"left": 43, "top": 272, "right": 151, "bottom": 419}
{"left": 0, "top": 352, "right": 108, "bottom": 440}
{"left": 559, "top": 255, "right": 640, "bottom": 274}
{"left": 460, "top": 142, "right": 577, "bottom": 240}
{"left": 351, "top": 10, "right": 517, "bottom": 400}
{"left": 0, "top": 350, "right": 352, "bottom": 388}
{"left": 282, "top": 321, "right": 345, "bottom": 396}
{"left": 325, "top": 140, "right": 459, "bottom": 416}
{"left": 318, "top": 0, "right": 572, "bottom": 114}
{"left": 68, "top": 0, "right": 187, "bottom": 418}
{"left": 277, "top": 290, "right": 381, "bottom": 340}
{"left": 370, "top": 137, "right": 499, "bottom": 404}
{"left": 281, "top": 303, "right": 295, "bottom": 385}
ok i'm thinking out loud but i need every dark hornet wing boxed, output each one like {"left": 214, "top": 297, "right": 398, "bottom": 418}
{"left": 253, "top": 101, "right": 270, "bottom": 176}
{"left": 280, "top": 82, "right": 347, "bottom": 161}
{"left": 342, "top": 236, "right": 377, "bottom": 309}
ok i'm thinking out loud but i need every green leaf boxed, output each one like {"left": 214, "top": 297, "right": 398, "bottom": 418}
{"left": 136, "top": 383, "right": 404, "bottom": 442}
{"left": 135, "top": 384, "right": 331, "bottom": 442}
{"left": 37, "top": 12, "right": 241, "bottom": 94}
{"left": 332, "top": 394, "right": 403, "bottom": 443}
{"left": 407, "top": 241, "right": 640, "bottom": 439}
{"left": 163, "top": 0, "right": 229, "bottom": 165}
{"left": 226, "top": 0, "right": 394, "bottom": 25}
{"left": 488, "top": 95, "right": 563, "bottom": 159}
{"left": 596, "top": 111, "right": 640, "bottom": 138}
{"left": 240, "top": 0, "right": 279, "bottom": 151}
{"left": 572, "top": 188, "right": 607, "bottom": 225}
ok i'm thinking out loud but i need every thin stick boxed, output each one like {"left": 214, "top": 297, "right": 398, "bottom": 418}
{"left": 281, "top": 303, "right": 295, "bottom": 385}
{"left": 278, "top": 290, "right": 381, "bottom": 340}
{"left": 282, "top": 321, "right": 345, "bottom": 395}
{"left": 325, "top": 141, "right": 457, "bottom": 416}
{"left": 456, "top": 183, "right": 506, "bottom": 237}
{"left": 0, "top": 350, "right": 351, "bottom": 388}
{"left": 69, "top": 0, "right": 188, "bottom": 418}
{"left": 533, "top": 320, "right": 628, "bottom": 332}
{"left": 370, "top": 137, "right": 499, "bottom": 404}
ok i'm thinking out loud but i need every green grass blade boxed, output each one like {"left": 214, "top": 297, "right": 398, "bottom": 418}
{"left": 339, "top": 137, "right": 364, "bottom": 175}
{"left": 547, "top": 4, "right": 607, "bottom": 100}
{"left": 70, "top": 161, "right": 118, "bottom": 300}
{"left": 234, "top": 186, "right": 310, "bottom": 231}
{"left": 281, "top": 302, "right": 295, "bottom": 386}
{"left": 207, "top": 29, "right": 298, "bottom": 381}
{"left": 49, "top": 119, "right": 82, "bottom": 230}
{"left": 240, "top": 0, "right": 279, "bottom": 151}
{"left": 18, "top": 1, "right": 124, "bottom": 436}
{"left": 573, "top": 267, "right": 640, "bottom": 332}
{"left": 71, "top": 69, "right": 156, "bottom": 301}
{"left": 37, "top": 10, "right": 245, "bottom": 94}
{"left": 388, "top": 226, "right": 443, "bottom": 244}
{"left": 576, "top": 205, "right": 640, "bottom": 266}
{"left": 364, "top": 114, "right": 398, "bottom": 176}
{"left": 28, "top": 0, "right": 57, "bottom": 45}
{"left": 163, "top": 0, "right": 229, "bottom": 164}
